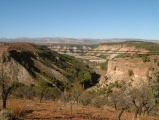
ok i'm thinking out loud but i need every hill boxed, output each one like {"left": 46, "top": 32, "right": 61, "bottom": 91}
{"left": 0, "top": 42, "right": 99, "bottom": 91}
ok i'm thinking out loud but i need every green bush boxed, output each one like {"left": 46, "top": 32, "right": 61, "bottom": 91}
{"left": 100, "top": 60, "right": 108, "bottom": 71}
{"left": 142, "top": 56, "right": 150, "bottom": 62}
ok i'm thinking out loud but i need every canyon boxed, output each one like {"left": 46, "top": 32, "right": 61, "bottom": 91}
{"left": 48, "top": 41, "right": 159, "bottom": 88}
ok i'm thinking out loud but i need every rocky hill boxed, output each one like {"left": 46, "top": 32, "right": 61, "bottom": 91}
{"left": 1, "top": 41, "right": 159, "bottom": 118}
{"left": 86, "top": 41, "right": 158, "bottom": 59}
{"left": 93, "top": 41, "right": 159, "bottom": 87}
{"left": 1, "top": 41, "right": 159, "bottom": 90}
{"left": 48, "top": 44, "right": 93, "bottom": 56}
{"left": 106, "top": 56, "right": 159, "bottom": 86}
{"left": 46, "top": 41, "right": 159, "bottom": 87}
{"left": 0, "top": 42, "right": 99, "bottom": 91}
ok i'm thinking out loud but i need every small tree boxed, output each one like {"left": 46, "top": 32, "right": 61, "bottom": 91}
{"left": 128, "top": 82, "right": 155, "bottom": 120}
{"left": 70, "top": 82, "right": 83, "bottom": 104}
{"left": 0, "top": 53, "right": 19, "bottom": 109}
{"left": 36, "top": 80, "right": 53, "bottom": 102}
{"left": 13, "top": 83, "right": 36, "bottom": 99}
{"left": 117, "top": 95, "right": 130, "bottom": 120}
{"left": 109, "top": 90, "right": 120, "bottom": 110}
{"left": 79, "top": 72, "right": 91, "bottom": 89}
{"left": 91, "top": 95, "right": 107, "bottom": 108}
{"left": 80, "top": 91, "right": 96, "bottom": 106}
{"left": 109, "top": 89, "right": 131, "bottom": 120}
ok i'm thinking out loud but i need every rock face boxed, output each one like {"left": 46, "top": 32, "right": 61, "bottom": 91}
{"left": 89, "top": 44, "right": 149, "bottom": 59}
{"left": 86, "top": 41, "right": 159, "bottom": 87}
{"left": 48, "top": 45, "right": 92, "bottom": 56}
{"left": 106, "top": 57, "right": 159, "bottom": 86}
{"left": 0, "top": 54, "right": 34, "bottom": 86}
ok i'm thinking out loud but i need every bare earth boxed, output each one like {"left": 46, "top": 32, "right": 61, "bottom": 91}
{"left": 1, "top": 99, "right": 159, "bottom": 120}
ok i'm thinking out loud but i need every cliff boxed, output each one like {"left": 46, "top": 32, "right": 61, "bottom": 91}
{"left": 105, "top": 56, "right": 159, "bottom": 86}
{"left": 48, "top": 44, "right": 92, "bottom": 56}
{"left": 88, "top": 43, "right": 149, "bottom": 59}
{"left": 94, "top": 41, "right": 159, "bottom": 87}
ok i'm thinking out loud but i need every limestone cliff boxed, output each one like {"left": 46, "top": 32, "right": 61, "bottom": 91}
{"left": 48, "top": 45, "right": 92, "bottom": 55}
{"left": 88, "top": 43, "right": 149, "bottom": 59}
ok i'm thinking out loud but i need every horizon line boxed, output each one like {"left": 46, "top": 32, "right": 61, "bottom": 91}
{"left": 0, "top": 37, "right": 159, "bottom": 41}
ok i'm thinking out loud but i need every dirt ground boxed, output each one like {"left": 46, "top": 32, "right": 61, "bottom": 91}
{"left": 1, "top": 99, "right": 159, "bottom": 120}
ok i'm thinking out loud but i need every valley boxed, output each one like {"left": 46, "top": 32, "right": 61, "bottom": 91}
{"left": 1, "top": 0, "right": 159, "bottom": 119}
{"left": 0, "top": 41, "right": 159, "bottom": 120}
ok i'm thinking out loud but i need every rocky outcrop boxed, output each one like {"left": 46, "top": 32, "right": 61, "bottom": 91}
{"left": 48, "top": 45, "right": 92, "bottom": 55}
{"left": 106, "top": 57, "right": 159, "bottom": 86}
{"left": 0, "top": 54, "right": 34, "bottom": 86}
{"left": 87, "top": 44, "right": 149, "bottom": 59}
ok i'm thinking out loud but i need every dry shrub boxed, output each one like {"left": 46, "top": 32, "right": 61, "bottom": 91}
{"left": 9, "top": 102, "right": 30, "bottom": 119}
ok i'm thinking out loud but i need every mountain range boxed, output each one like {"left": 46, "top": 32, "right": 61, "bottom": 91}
{"left": 0, "top": 37, "right": 159, "bottom": 44}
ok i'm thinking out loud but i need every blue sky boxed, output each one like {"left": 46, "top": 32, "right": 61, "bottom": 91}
{"left": 0, "top": 0, "right": 159, "bottom": 40}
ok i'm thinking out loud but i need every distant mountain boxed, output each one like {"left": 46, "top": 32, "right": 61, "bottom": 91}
{"left": 0, "top": 37, "right": 159, "bottom": 44}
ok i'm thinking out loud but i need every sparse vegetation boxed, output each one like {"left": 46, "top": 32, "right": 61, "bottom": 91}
{"left": 100, "top": 60, "right": 108, "bottom": 71}
{"left": 101, "top": 41, "right": 159, "bottom": 52}
{"left": 0, "top": 99, "right": 158, "bottom": 120}
{"left": 141, "top": 55, "right": 150, "bottom": 62}
{"left": 6, "top": 43, "right": 100, "bottom": 92}
{"left": 1, "top": 42, "right": 159, "bottom": 120}
{"left": 9, "top": 102, "right": 30, "bottom": 119}
{"left": 115, "top": 53, "right": 132, "bottom": 59}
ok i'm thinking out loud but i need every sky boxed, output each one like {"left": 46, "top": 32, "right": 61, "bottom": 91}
{"left": 0, "top": 0, "right": 159, "bottom": 40}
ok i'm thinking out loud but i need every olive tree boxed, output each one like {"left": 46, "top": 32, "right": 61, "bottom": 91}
{"left": 109, "top": 89, "right": 131, "bottom": 120}
{"left": 70, "top": 82, "right": 84, "bottom": 104}
{"left": 35, "top": 80, "right": 54, "bottom": 102}
{"left": 128, "top": 82, "right": 155, "bottom": 120}
{"left": 109, "top": 90, "right": 120, "bottom": 110}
